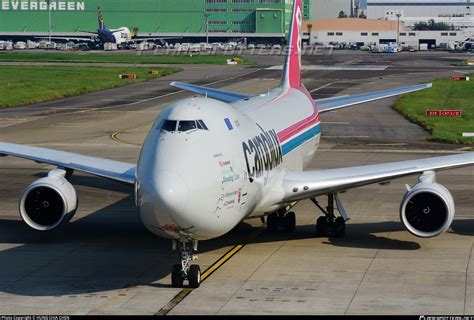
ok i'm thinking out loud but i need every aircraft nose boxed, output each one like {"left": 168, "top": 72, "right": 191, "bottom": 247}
{"left": 154, "top": 171, "right": 189, "bottom": 215}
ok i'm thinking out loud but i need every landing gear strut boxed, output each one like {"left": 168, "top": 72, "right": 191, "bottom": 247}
{"left": 171, "top": 239, "right": 201, "bottom": 288}
{"left": 311, "top": 194, "right": 349, "bottom": 238}
{"left": 266, "top": 210, "right": 296, "bottom": 233}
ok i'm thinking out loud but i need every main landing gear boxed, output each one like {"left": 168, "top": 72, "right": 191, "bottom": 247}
{"left": 171, "top": 239, "right": 201, "bottom": 288}
{"left": 311, "top": 194, "right": 350, "bottom": 238}
{"left": 266, "top": 210, "right": 296, "bottom": 233}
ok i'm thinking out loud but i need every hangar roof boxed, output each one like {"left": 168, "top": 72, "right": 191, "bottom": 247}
{"left": 303, "top": 18, "right": 406, "bottom": 31}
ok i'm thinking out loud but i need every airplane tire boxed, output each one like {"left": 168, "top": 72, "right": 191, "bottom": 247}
{"left": 283, "top": 212, "right": 296, "bottom": 233}
{"left": 316, "top": 216, "right": 328, "bottom": 237}
{"left": 334, "top": 217, "right": 346, "bottom": 238}
{"left": 188, "top": 265, "right": 201, "bottom": 289}
{"left": 266, "top": 213, "right": 278, "bottom": 233}
{"left": 171, "top": 264, "right": 184, "bottom": 288}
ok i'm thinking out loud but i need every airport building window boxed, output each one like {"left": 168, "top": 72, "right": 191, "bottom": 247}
{"left": 232, "top": 21, "right": 253, "bottom": 25}
{"left": 409, "top": 33, "right": 416, "bottom": 36}
{"left": 232, "top": 8, "right": 255, "bottom": 12}
{"left": 372, "top": 32, "right": 379, "bottom": 36}
{"left": 336, "top": 32, "right": 343, "bottom": 36}
{"left": 205, "top": 8, "right": 228, "bottom": 12}
{"left": 441, "top": 32, "right": 448, "bottom": 36}
{"left": 400, "top": 32, "right": 406, "bottom": 36}
{"left": 449, "top": 33, "right": 457, "bottom": 36}
{"left": 361, "top": 32, "right": 368, "bottom": 36}
{"left": 327, "top": 32, "right": 334, "bottom": 36}
{"left": 208, "top": 20, "right": 227, "bottom": 25}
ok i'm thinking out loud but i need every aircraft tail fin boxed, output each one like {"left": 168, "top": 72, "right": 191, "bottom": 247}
{"left": 280, "top": 0, "right": 303, "bottom": 90}
{"left": 98, "top": 5, "right": 105, "bottom": 30}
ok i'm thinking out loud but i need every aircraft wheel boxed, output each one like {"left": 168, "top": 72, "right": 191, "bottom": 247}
{"left": 334, "top": 217, "right": 346, "bottom": 238}
{"left": 266, "top": 213, "right": 278, "bottom": 233}
{"left": 316, "top": 216, "right": 328, "bottom": 237}
{"left": 283, "top": 212, "right": 296, "bottom": 233}
{"left": 188, "top": 265, "right": 201, "bottom": 289}
{"left": 171, "top": 264, "right": 184, "bottom": 288}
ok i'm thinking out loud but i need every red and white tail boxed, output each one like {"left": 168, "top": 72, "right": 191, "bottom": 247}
{"left": 280, "top": 0, "right": 303, "bottom": 90}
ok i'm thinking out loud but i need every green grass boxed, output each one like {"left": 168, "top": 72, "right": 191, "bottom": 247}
{"left": 0, "top": 65, "right": 182, "bottom": 108}
{"left": 394, "top": 74, "right": 474, "bottom": 144}
{"left": 0, "top": 52, "right": 252, "bottom": 65}
{"left": 450, "top": 61, "right": 474, "bottom": 67}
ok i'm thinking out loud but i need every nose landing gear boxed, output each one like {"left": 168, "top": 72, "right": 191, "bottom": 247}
{"left": 171, "top": 239, "right": 201, "bottom": 288}
{"left": 311, "top": 194, "right": 349, "bottom": 238}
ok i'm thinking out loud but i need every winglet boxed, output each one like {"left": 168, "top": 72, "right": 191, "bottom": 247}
{"left": 280, "top": 0, "right": 303, "bottom": 90}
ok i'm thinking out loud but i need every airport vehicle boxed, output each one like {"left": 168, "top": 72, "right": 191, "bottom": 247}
{"left": 39, "top": 6, "right": 176, "bottom": 48}
{"left": 1, "top": 0, "right": 473, "bottom": 289}
{"left": 461, "top": 37, "right": 473, "bottom": 51}
{"left": 0, "top": 41, "right": 13, "bottom": 50}
{"left": 13, "top": 41, "right": 26, "bottom": 50}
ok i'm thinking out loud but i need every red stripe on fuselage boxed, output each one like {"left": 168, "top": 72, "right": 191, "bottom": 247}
{"left": 277, "top": 87, "right": 320, "bottom": 143}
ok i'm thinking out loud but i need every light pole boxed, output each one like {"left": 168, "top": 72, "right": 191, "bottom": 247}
{"left": 396, "top": 13, "right": 402, "bottom": 47}
{"left": 204, "top": 12, "right": 210, "bottom": 46}
{"left": 47, "top": 0, "right": 52, "bottom": 45}
{"left": 307, "top": 23, "right": 313, "bottom": 46}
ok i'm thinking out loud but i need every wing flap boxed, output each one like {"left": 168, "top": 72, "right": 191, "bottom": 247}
{"left": 0, "top": 142, "right": 135, "bottom": 185}
{"left": 315, "top": 83, "right": 432, "bottom": 113}
{"left": 282, "top": 153, "right": 474, "bottom": 203}
{"left": 170, "top": 81, "right": 254, "bottom": 103}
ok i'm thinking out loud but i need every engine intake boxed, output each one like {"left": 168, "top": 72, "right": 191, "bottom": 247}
{"left": 20, "top": 169, "right": 77, "bottom": 231}
{"left": 400, "top": 171, "right": 455, "bottom": 238}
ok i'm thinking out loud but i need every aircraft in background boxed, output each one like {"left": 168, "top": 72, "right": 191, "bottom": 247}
{"left": 2, "top": 0, "right": 473, "bottom": 289}
{"left": 38, "top": 6, "right": 177, "bottom": 48}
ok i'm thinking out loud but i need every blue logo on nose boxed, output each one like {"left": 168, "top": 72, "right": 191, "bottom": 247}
{"left": 224, "top": 118, "right": 234, "bottom": 131}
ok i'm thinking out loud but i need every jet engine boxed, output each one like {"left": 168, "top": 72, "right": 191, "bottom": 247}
{"left": 19, "top": 169, "right": 78, "bottom": 231}
{"left": 400, "top": 171, "right": 455, "bottom": 238}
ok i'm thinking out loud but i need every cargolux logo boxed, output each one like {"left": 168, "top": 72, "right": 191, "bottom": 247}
{"left": 242, "top": 127, "right": 283, "bottom": 183}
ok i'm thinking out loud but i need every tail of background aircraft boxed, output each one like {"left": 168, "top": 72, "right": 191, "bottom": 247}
{"left": 280, "top": 0, "right": 303, "bottom": 90}
{"left": 98, "top": 5, "right": 105, "bottom": 30}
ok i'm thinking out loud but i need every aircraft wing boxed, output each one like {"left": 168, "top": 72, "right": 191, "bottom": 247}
{"left": 128, "top": 36, "right": 181, "bottom": 43}
{"left": 281, "top": 153, "right": 474, "bottom": 203}
{"left": 170, "top": 81, "right": 254, "bottom": 103}
{"left": 35, "top": 36, "right": 96, "bottom": 42}
{"left": 0, "top": 142, "right": 136, "bottom": 185}
{"left": 315, "top": 83, "right": 432, "bottom": 113}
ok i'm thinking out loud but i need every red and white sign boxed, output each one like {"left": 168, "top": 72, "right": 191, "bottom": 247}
{"left": 426, "top": 110, "right": 462, "bottom": 117}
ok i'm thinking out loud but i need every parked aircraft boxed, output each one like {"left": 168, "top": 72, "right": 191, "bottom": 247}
{"left": 38, "top": 6, "right": 175, "bottom": 47}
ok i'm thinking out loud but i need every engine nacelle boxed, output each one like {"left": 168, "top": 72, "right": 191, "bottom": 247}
{"left": 19, "top": 169, "right": 78, "bottom": 231}
{"left": 400, "top": 171, "right": 455, "bottom": 238}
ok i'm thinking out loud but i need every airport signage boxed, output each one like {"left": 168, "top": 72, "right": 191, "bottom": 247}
{"left": 426, "top": 110, "right": 462, "bottom": 117}
{"left": 1, "top": 0, "right": 85, "bottom": 11}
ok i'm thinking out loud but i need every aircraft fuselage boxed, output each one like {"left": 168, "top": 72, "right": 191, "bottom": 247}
{"left": 136, "top": 86, "right": 321, "bottom": 241}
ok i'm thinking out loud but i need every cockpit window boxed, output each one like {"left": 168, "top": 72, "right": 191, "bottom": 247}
{"left": 160, "top": 119, "right": 208, "bottom": 132}
{"left": 161, "top": 120, "right": 177, "bottom": 132}
{"left": 178, "top": 120, "right": 197, "bottom": 132}
{"left": 197, "top": 120, "right": 209, "bottom": 130}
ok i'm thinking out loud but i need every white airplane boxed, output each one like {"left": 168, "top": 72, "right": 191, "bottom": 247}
{"left": 39, "top": 6, "right": 177, "bottom": 46}
{"left": 1, "top": 0, "right": 473, "bottom": 289}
